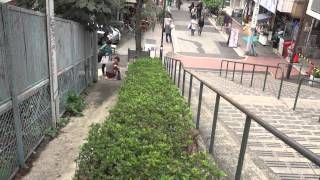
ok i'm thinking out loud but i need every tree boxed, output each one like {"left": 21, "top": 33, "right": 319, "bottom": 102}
{"left": 14, "top": 0, "right": 120, "bottom": 29}
{"left": 133, "top": 0, "right": 160, "bottom": 51}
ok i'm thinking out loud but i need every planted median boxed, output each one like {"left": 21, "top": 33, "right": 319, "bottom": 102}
{"left": 75, "top": 59, "right": 224, "bottom": 179}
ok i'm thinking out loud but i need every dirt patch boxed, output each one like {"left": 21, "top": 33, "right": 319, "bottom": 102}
{"left": 16, "top": 78, "right": 122, "bottom": 180}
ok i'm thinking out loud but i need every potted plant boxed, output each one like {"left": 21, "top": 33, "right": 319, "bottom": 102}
{"left": 309, "top": 67, "right": 320, "bottom": 85}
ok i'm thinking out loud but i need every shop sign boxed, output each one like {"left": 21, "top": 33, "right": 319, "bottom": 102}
{"left": 254, "top": 0, "right": 278, "bottom": 13}
{"left": 251, "top": 0, "right": 260, "bottom": 28}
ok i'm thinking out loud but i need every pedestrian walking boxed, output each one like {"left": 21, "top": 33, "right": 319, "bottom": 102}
{"left": 189, "top": 19, "right": 198, "bottom": 36}
{"left": 196, "top": 1, "right": 203, "bottom": 19}
{"left": 176, "top": 0, "right": 182, "bottom": 10}
{"left": 98, "top": 40, "right": 113, "bottom": 76}
{"left": 191, "top": 7, "right": 197, "bottom": 19}
{"left": 198, "top": 16, "right": 205, "bottom": 36}
{"left": 165, "top": 20, "right": 173, "bottom": 43}
{"left": 188, "top": 2, "right": 194, "bottom": 13}
{"left": 168, "top": 0, "right": 172, "bottom": 6}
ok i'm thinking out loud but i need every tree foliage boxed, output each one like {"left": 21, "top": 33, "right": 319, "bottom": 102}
{"left": 14, "top": 0, "right": 121, "bottom": 28}
{"left": 203, "top": 0, "right": 223, "bottom": 14}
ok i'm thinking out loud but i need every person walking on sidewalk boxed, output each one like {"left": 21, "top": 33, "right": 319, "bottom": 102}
{"left": 165, "top": 20, "right": 172, "bottom": 43}
{"left": 198, "top": 16, "right": 205, "bottom": 36}
{"left": 196, "top": 1, "right": 203, "bottom": 19}
{"left": 188, "top": 2, "right": 194, "bottom": 14}
{"left": 189, "top": 18, "right": 198, "bottom": 36}
{"left": 191, "top": 7, "right": 197, "bottom": 19}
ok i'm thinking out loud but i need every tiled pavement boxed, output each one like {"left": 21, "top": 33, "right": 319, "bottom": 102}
{"left": 168, "top": 65, "right": 320, "bottom": 179}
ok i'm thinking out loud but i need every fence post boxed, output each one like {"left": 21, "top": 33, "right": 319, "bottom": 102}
{"left": 209, "top": 94, "right": 220, "bottom": 153}
{"left": 2, "top": 5, "right": 25, "bottom": 167}
{"left": 46, "top": 0, "right": 59, "bottom": 126}
{"left": 92, "top": 31, "right": 98, "bottom": 83}
{"left": 235, "top": 115, "right": 252, "bottom": 180}
{"left": 196, "top": 82, "right": 203, "bottom": 129}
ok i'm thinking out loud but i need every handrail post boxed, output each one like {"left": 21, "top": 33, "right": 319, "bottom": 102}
{"left": 250, "top": 65, "right": 255, "bottom": 87}
{"left": 168, "top": 58, "right": 171, "bottom": 75}
{"left": 232, "top": 62, "right": 236, "bottom": 81}
{"left": 235, "top": 116, "right": 252, "bottom": 180}
{"left": 196, "top": 82, "right": 203, "bottom": 129}
{"left": 277, "top": 70, "right": 284, "bottom": 99}
{"left": 293, "top": 79, "right": 304, "bottom": 110}
{"left": 240, "top": 63, "right": 244, "bottom": 84}
{"left": 178, "top": 62, "right": 182, "bottom": 88}
{"left": 188, "top": 74, "right": 193, "bottom": 106}
{"left": 171, "top": 59, "right": 174, "bottom": 78}
{"left": 275, "top": 64, "right": 280, "bottom": 78}
{"left": 263, "top": 66, "right": 269, "bottom": 91}
{"left": 166, "top": 57, "right": 168, "bottom": 72}
{"left": 219, "top": 60, "right": 224, "bottom": 76}
{"left": 225, "top": 61, "right": 229, "bottom": 78}
{"left": 182, "top": 70, "right": 186, "bottom": 96}
{"left": 174, "top": 60, "right": 177, "bottom": 84}
{"left": 209, "top": 94, "right": 220, "bottom": 153}
{"left": 297, "top": 64, "right": 303, "bottom": 84}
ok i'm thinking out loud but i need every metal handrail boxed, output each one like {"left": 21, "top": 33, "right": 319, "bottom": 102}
{"left": 163, "top": 57, "right": 320, "bottom": 180}
{"left": 293, "top": 77, "right": 320, "bottom": 110}
{"left": 276, "top": 62, "right": 310, "bottom": 83}
{"left": 219, "top": 59, "right": 285, "bottom": 99}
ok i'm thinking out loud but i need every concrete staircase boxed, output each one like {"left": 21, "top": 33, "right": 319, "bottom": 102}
{"left": 179, "top": 69, "right": 320, "bottom": 180}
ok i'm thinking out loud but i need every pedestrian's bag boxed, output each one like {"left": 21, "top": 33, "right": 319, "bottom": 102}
{"left": 100, "top": 56, "right": 110, "bottom": 64}
{"left": 188, "top": 23, "right": 191, "bottom": 29}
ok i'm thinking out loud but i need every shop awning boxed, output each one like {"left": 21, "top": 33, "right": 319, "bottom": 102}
{"left": 257, "top": 13, "right": 270, "bottom": 21}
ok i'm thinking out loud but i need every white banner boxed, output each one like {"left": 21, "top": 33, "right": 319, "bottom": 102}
{"left": 254, "top": 0, "right": 278, "bottom": 13}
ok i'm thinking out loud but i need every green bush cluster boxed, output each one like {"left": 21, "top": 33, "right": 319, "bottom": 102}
{"left": 75, "top": 59, "right": 224, "bottom": 179}
{"left": 65, "top": 91, "right": 86, "bottom": 116}
{"left": 203, "top": 0, "right": 223, "bottom": 14}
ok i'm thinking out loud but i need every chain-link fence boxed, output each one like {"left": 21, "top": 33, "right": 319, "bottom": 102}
{"left": 0, "top": 5, "right": 96, "bottom": 179}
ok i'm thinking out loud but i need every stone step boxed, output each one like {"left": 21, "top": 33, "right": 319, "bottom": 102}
{"left": 173, "top": 71, "right": 320, "bottom": 180}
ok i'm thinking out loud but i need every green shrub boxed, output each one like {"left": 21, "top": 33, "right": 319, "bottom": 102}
{"left": 75, "top": 59, "right": 225, "bottom": 179}
{"left": 65, "top": 91, "right": 86, "bottom": 116}
{"left": 44, "top": 127, "right": 59, "bottom": 139}
{"left": 312, "top": 67, "right": 320, "bottom": 78}
{"left": 204, "top": 0, "right": 223, "bottom": 14}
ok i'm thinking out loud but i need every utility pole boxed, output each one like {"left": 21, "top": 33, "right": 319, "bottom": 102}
{"left": 160, "top": 0, "right": 166, "bottom": 59}
{"left": 286, "top": 0, "right": 309, "bottom": 79}
{"left": 46, "top": 0, "right": 59, "bottom": 127}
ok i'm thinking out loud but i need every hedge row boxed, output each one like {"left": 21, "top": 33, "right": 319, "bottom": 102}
{"left": 75, "top": 59, "right": 224, "bottom": 179}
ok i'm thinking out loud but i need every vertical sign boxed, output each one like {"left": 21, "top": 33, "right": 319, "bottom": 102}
{"left": 46, "top": 0, "right": 59, "bottom": 126}
{"left": 251, "top": 0, "right": 260, "bottom": 28}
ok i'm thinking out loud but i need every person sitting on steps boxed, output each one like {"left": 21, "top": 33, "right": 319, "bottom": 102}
{"left": 105, "top": 56, "right": 121, "bottom": 80}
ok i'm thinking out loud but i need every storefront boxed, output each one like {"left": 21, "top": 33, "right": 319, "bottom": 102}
{"left": 303, "top": 0, "right": 320, "bottom": 64}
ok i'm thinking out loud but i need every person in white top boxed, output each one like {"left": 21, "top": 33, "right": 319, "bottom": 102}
{"left": 190, "top": 19, "right": 198, "bottom": 36}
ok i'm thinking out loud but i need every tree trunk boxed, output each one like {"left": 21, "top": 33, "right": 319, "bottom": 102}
{"left": 135, "top": 0, "right": 143, "bottom": 51}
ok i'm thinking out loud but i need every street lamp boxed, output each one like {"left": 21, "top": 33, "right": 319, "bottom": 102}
{"left": 160, "top": 0, "right": 166, "bottom": 59}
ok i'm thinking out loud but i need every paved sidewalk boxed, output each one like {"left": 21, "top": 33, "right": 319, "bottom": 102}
{"left": 168, "top": 2, "right": 303, "bottom": 77}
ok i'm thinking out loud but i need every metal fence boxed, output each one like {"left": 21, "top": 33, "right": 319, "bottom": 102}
{"left": 163, "top": 56, "right": 320, "bottom": 180}
{"left": 0, "top": 5, "right": 96, "bottom": 179}
{"left": 219, "top": 59, "right": 285, "bottom": 99}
